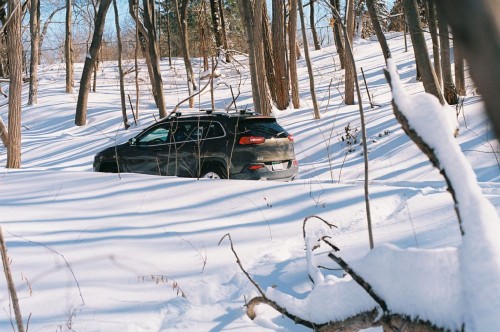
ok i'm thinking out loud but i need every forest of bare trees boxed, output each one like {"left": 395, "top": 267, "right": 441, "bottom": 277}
{"left": 0, "top": 0, "right": 498, "bottom": 168}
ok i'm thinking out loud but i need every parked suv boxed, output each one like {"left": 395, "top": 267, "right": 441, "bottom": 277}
{"left": 93, "top": 110, "right": 298, "bottom": 181}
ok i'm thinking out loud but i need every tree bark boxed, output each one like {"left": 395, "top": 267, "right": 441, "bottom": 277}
{"left": 288, "top": 0, "right": 300, "bottom": 108}
{"left": 436, "top": 0, "right": 500, "bottom": 138}
{"left": 143, "top": 0, "right": 166, "bottom": 117}
{"left": 75, "top": 0, "right": 112, "bottom": 127}
{"left": 6, "top": 0, "right": 22, "bottom": 168}
{"left": 436, "top": 4, "right": 458, "bottom": 104}
{"left": 425, "top": 0, "right": 441, "bottom": 86}
{"left": 344, "top": 0, "right": 356, "bottom": 105}
{"left": 113, "top": 0, "right": 129, "bottom": 128}
{"left": 65, "top": 0, "right": 73, "bottom": 93}
{"left": 298, "top": 0, "right": 320, "bottom": 118}
{"left": 262, "top": 3, "right": 277, "bottom": 105}
{"left": 453, "top": 41, "right": 465, "bottom": 96}
{"left": 329, "top": 0, "right": 345, "bottom": 69}
{"left": 309, "top": 0, "right": 320, "bottom": 50}
{"left": 218, "top": 0, "right": 231, "bottom": 62}
{"left": 272, "top": 0, "right": 289, "bottom": 110}
{"left": 174, "top": 0, "right": 197, "bottom": 108}
{"left": 209, "top": 0, "right": 223, "bottom": 56}
{"left": 403, "top": 0, "right": 445, "bottom": 105}
{"left": 238, "top": 0, "right": 272, "bottom": 115}
{"left": 28, "top": 0, "right": 40, "bottom": 105}
{"left": 0, "top": 113, "right": 8, "bottom": 147}
{"left": 366, "top": 0, "right": 391, "bottom": 61}
{"left": 253, "top": 0, "right": 272, "bottom": 115}
{"left": 129, "top": 0, "right": 158, "bottom": 112}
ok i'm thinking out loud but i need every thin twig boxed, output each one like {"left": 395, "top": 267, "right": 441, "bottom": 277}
{"left": 219, "top": 233, "right": 265, "bottom": 297}
{"left": 5, "top": 231, "right": 85, "bottom": 305}
{"left": 302, "top": 215, "right": 338, "bottom": 239}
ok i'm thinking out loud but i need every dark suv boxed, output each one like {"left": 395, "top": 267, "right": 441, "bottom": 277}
{"left": 93, "top": 110, "right": 298, "bottom": 181}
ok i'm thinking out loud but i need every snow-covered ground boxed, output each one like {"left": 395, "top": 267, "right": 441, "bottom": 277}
{"left": 0, "top": 33, "right": 499, "bottom": 331}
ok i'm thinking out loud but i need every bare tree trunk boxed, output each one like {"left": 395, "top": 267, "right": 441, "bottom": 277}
{"left": 143, "top": 0, "right": 167, "bottom": 117}
{"left": 65, "top": 0, "right": 73, "bottom": 93}
{"left": 75, "top": 0, "right": 112, "bottom": 127}
{"left": 174, "top": 0, "right": 197, "bottom": 108}
{"left": 166, "top": 8, "right": 172, "bottom": 67}
{"left": 262, "top": 4, "right": 277, "bottom": 104}
{"left": 344, "top": 0, "right": 356, "bottom": 105}
{"left": 134, "top": 0, "right": 140, "bottom": 119}
{"left": 253, "top": 0, "right": 272, "bottom": 115}
{"left": 309, "top": 0, "right": 320, "bottom": 50}
{"left": 436, "top": 0, "right": 500, "bottom": 147}
{"left": 238, "top": 0, "right": 272, "bottom": 115}
{"left": 0, "top": 113, "right": 8, "bottom": 147}
{"left": 366, "top": 0, "right": 391, "bottom": 60}
{"left": 272, "top": 0, "right": 289, "bottom": 110}
{"left": 298, "top": 0, "right": 320, "bottom": 118}
{"left": 403, "top": 0, "right": 445, "bottom": 105}
{"left": 330, "top": 0, "right": 345, "bottom": 69}
{"left": 436, "top": 4, "right": 458, "bottom": 105}
{"left": 288, "top": 0, "right": 300, "bottom": 108}
{"left": 6, "top": 0, "right": 22, "bottom": 168}
{"left": 28, "top": 0, "right": 40, "bottom": 105}
{"left": 129, "top": 0, "right": 159, "bottom": 111}
{"left": 454, "top": 41, "right": 465, "bottom": 96}
{"left": 113, "top": 0, "right": 129, "bottom": 128}
{"left": 425, "top": 0, "right": 441, "bottom": 86}
{"left": 209, "top": 0, "right": 223, "bottom": 57}
{"left": 218, "top": 0, "right": 231, "bottom": 62}
{"left": 239, "top": 0, "right": 262, "bottom": 113}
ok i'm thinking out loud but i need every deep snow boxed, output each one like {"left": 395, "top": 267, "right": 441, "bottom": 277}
{"left": 0, "top": 33, "right": 499, "bottom": 331}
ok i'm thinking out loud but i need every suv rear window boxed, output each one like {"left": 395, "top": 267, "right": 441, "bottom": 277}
{"left": 237, "top": 118, "right": 289, "bottom": 139}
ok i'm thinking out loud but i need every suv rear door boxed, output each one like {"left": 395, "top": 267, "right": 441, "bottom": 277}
{"left": 171, "top": 119, "right": 227, "bottom": 177}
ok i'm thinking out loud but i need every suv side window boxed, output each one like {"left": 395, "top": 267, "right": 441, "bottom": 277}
{"left": 202, "top": 121, "right": 225, "bottom": 139}
{"left": 136, "top": 124, "right": 171, "bottom": 145}
{"left": 172, "top": 120, "right": 225, "bottom": 142}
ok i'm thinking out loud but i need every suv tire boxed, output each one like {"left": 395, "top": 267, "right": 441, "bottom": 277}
{"left": 201, "top": 163, "right": 227, "bottom": 179}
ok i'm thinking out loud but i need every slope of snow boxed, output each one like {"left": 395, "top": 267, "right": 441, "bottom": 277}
{"left": 0, "top": 33, "right": 498, "bottom": 331}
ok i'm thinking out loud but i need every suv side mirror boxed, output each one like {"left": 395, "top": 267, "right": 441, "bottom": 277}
{"left": 129, "top": 137, "right": 136, "bottom": 146}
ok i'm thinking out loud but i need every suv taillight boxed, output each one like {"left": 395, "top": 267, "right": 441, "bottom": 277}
{"left": 239, "top": 136, "right": 266, "bottom": 145}
{"left": 288, "top": 134, "right": 294, "bottom": 142}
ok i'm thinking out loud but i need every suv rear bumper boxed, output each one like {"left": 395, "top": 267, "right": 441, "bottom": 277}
{"left": 229, "top": 164, "right": 298, "bottom": 181}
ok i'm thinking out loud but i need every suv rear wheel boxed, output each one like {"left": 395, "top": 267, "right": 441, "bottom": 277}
{"left": 201, "top": 163, "right": 227, "bottom": 179}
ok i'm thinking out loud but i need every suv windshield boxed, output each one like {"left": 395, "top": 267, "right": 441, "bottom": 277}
{"left": 237, "top": 118, "right": 289, "bottom": 138}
